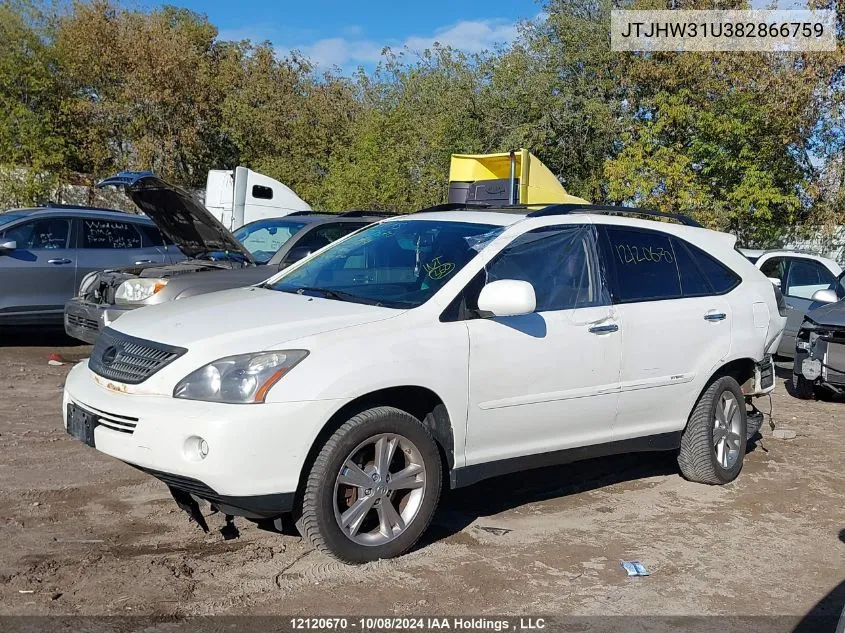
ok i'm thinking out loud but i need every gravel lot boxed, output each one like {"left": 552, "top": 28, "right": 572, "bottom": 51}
{"left": 0, "top": 330, "right": 843, "bottom": 626}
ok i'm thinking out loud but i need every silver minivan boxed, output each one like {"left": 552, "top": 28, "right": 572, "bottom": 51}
{"left": 0, "top": 205, "right": 181, "bottom": 326}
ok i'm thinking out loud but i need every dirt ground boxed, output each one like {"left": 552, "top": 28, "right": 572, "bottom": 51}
{"left": 0, "top": 329, "right": 843, "bottom": 625}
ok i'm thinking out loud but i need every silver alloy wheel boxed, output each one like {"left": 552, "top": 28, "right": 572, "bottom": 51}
{"left": 333, "top": 433, "right": 427, "bottom": 546}
{"left": 713, "top": 391, "right": 742, "bottom": 469}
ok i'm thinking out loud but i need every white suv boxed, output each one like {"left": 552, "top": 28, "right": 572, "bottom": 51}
{"left": 63, "top": 204, "right": 784, "bottom": 562}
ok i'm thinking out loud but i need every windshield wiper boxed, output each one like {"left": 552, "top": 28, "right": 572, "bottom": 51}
{"left": 284, "top": 286, "right": 384, "bottom": 306}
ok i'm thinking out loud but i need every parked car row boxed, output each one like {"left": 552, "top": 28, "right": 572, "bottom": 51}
{"left": 59, "top": 183, "right": 785, "bottom": 562}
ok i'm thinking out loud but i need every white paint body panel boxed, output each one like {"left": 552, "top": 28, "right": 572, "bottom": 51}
{"left": 63, "top": 211, "right": 785, "bottom": 499}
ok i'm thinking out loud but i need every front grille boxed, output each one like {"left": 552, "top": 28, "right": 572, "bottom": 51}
{"left": 67, "top": 313, "right": 99, "bottom": 332}
{"left": 88, "top": 327, "right": 187, "bottom": 385}
{"left": 72, "top": 401, "right": 139, "bottom": 435}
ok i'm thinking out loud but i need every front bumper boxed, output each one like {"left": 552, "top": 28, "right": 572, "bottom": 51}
{"left": 62, "top": 362, "right": 346, "bottom": 518}
{"left": 64, "top": 298, "right": 136, "bottom": 344}
{"left": 794, "top": 327, "right": 845, "bottom": 387}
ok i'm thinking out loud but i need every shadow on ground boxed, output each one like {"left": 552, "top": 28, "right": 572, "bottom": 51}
{"left": 423, "top": 451, "right": 680, "bottom": 547}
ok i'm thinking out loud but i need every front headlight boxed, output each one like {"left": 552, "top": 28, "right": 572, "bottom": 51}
{"left": 173, "top": 350, "right": 309, "bottom": 403}
{"left": 115, "top": 278, "right": 168, "bottom": 304}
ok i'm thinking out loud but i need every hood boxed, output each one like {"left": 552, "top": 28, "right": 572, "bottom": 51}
{"left": 108, "top": 286, "right": 400, "bottom": 349}
{"left": 97, "top": 172, "right": 255, "bottom": 263}
{"left": 806, "top": 300, "right": 845, "bottom": 329}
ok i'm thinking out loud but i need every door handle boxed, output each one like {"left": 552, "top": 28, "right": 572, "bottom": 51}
{"left": 47, "top": 258, "right": 72, "bottom": 265}
{"left": 134, "top": 260, "right": 153, "bottom": 264}
{"left": 704, "top": 312, "right": 727, "bottom": 322}
{"left": 589, "top": 323, "right": 619, "bottom": 334}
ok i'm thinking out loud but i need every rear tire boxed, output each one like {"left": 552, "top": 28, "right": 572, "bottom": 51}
{"left": 678, "top": 376, "right": 747, "bottom": 485}
{"left": 295, "top": 406, "right": 442, "bottom": 563}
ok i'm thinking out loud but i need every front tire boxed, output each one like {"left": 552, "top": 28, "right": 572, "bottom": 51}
{"left": 678, "top": 376, "right": 747, "bottom": 485}
{"left": 295, "top": 406, "right": 443, "bottom": 563}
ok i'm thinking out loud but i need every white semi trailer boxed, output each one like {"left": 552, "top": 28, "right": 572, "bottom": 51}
{"left": 204, "top": 166, "right": 311, "bottom": 230}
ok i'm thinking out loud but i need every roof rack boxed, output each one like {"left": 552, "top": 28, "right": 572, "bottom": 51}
{"left": 413, "top": 202, "right": 498, "bottom": 213}
{"left": 526, "top": 204, "right": 702, "bottom": 227}
{"left": 43, "top": 202, "right": 126, "bottom": 213}
{"left": 287, "top": 210, "right": 335, "bottom": 216}
{"left": 339, "top": 210, "right": 397, "bottom": 218}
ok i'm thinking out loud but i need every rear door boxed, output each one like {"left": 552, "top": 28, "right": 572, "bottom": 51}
{"left": 74, "top": 217, "right": 169, "bottom": 286}
{"left": 599, "top": 225, "right": 735, "bottom": 440}
{"left": 0, "top": 216, "right": 75, "bottom": 322}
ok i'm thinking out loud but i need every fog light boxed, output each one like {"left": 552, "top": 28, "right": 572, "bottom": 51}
{"left": 184, "top": 436, "right": 209, "bottom": 461}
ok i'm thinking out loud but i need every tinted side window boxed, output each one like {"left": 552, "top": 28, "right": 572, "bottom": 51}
{"left": 252, "top": 185, "right": 273, "bottom": 200}
{"left": 485, "top": 226, "right": 604, "bottom": 312}
{"left": 1, "top": 218, "right": 70, "bottom": 249}
{"left": 138, "top": 224, "right": 170, "bottom": 247}
{"left": 786, "top": 260, "right": 836, "bottom": 300}
{"left": 82, "top": 219, "right": 142, "bottom": 249}
{"left": 603, "top": 226, "right": 681, "bottom": 302}
{"left": 685, "top": 241, "right": 741, "bottom": 294}
{"left": 671, "top": 238, "right": 711, "bottom": 297}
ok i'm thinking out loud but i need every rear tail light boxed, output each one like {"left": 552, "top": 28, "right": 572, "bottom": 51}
{"left": 773, "top": 284, "right": 788, "bottom": 317}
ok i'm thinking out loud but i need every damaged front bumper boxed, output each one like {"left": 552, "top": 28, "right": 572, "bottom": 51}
{"left": 64, "top": 297, "right": 136, "bottom": 344}
{"left": 794, "top": 322, "right": 845, "bottom": 392}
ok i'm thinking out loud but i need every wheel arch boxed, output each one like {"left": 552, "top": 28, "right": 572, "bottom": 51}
{"left": 294, "top": 385, "right": 455, "bottom": 507}
{"left": 699, "top": 357, "right": 757, "bottom": 403}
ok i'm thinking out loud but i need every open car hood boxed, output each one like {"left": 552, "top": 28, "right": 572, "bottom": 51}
{"left": 806, "top": 300, "right": 845, "bottom": 329}
{"left": 97, "top": 172, "right": 255, "bottom": 263}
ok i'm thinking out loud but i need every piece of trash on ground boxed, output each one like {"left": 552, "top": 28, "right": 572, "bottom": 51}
{"left": 620, "top": 560, "right": 649, "bottom": 577}
{"left": 476, "top": 526, "right": 513, "bottom": 536}
{"left": 18, "top": 590, "right": 34, "bottom": 594}
{"left": 772, "top": 429, "right": 797, "bottom": 440}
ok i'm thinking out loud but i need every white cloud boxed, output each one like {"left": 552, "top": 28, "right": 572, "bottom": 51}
{"left": 295, "top": 37, "right": 386, "bottom": 68}
{"left": 283, "top": 18, "right": 520, "bottom": 70}
{"left": 403, "top": 18, "right": 518, "bottom": 54}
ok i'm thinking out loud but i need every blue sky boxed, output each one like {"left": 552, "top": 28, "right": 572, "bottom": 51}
{"left": 157, "top": 0, "right": 541, "bottom": 70}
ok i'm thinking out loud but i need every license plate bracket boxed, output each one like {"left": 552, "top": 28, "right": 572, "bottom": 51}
{"left": 66, "top": 403, "right": 97, "bottom": 448}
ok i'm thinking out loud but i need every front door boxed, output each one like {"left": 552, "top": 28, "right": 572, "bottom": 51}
{"left": 465, "top": 224, "right": 621, "bottom": 467}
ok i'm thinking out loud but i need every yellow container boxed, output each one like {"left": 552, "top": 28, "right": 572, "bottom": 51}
{"left": 449, "top": 149, "right": 589, "bottom": 206}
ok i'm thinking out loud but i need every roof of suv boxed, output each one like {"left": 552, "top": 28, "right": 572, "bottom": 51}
{"left": 1, "top": 206, "right": 153, "bottom": 222}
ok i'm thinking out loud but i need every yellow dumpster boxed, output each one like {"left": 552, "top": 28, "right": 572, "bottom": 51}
{"left": 448, "top": 149, "right": 589, "bottom": 206}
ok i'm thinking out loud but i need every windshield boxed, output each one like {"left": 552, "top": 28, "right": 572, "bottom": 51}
{"left": 267, "top": 220, "right": 501, "bottom": 308}
{"left": 0, "top": 212, "right": 29, "bottom": 228}
{"left": 234, "top": 218, "right": 309, "bottom": 264}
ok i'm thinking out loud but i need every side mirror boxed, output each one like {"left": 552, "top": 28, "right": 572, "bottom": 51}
{"left": 767, "top": 277, "right": 782, "bottom": 288}
{"left": 286, "top": 246, "right": 312, "bottom": 264}
{"left": 477, "top": 279, "right": 536, "bottom": 317}
{"left": 0, "top": 240, "right": 16, "bottom": 254}
{"left": 811, "top": 288, "right": 838, "bottom": 304}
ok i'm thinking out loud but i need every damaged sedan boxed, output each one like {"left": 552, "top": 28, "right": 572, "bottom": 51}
{"left": 792, "top": 282, "right": 845, "bottom": 399}
{"left": 64, "top": 172, "right": 382, "bottom": 343}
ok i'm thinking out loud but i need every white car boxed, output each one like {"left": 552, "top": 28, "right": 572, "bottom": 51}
{"left": 63, "top": 204, "right": 784, "bottom": 562}
{"left": 744, "top": 250, "right": 841, "bottom": 357}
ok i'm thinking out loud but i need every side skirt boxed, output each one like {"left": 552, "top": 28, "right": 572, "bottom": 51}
{"left": 450, "top": 432, "right": 682, "bottom": 489}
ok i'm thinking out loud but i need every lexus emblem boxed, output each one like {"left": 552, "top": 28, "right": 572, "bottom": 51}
{"left": 101, "top": 346, "right": 119, "bottom": 366}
